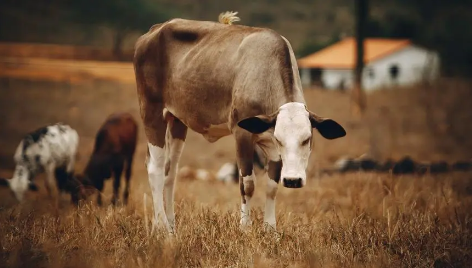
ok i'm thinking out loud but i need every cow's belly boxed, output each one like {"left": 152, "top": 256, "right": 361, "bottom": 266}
{"left": 184, "top": 120, "right": 232, "bottom": 143}
{"left": 202, "top": 123, "right": 232, "bottom": 143}
{"left": 166, "top": 106, "right": 232, "bottom": 143}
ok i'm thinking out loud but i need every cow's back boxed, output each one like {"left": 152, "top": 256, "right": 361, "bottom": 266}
{"left": 134, "top": 19, "right": 261, "bottom": 113}
{"left": 134, "top": 18, "right": 300, "bottom": 136}
{"left": 94, "top": 113, "right": 138, "bottom": 155}
{"left": 14, "top": 124, "right": 78, "bottom": 170}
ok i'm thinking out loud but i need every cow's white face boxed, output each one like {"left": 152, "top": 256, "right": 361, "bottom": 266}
{"left": 238, "top": 102, "right": 346, "bottom": 188}
{"left": 273, "top": 103, "right": 313, "bottom": 187}
{"left": 9, "top": 165, "right": 29, "bottom": 201}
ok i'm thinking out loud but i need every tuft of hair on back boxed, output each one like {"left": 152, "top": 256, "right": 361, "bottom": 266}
{"left": 218, "top": 11, "right": 241, "bottom": 25}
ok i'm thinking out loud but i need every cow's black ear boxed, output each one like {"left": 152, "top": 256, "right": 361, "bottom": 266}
{"left": 308, "top": 111, "right": 346, "bottom": 140}
{"left": 28, "top": 182, "right": 39, "bottom": 191}
{"left": 238, "top": 112, "right": 278, "bottom": 134}
{"left": 0, "top": 178, "right": 9, "bottom": 187}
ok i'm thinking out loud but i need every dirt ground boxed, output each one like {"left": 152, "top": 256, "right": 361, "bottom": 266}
{"left": 0, "top": 57, "right": 471, "bottom": 268}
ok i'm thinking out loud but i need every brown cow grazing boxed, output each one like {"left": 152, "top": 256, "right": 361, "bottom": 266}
{"left": 78, "top": 112, "right": 138, "bottom": 206}
{"left": 133, "top": 11, "right": 346, "bottom": 234}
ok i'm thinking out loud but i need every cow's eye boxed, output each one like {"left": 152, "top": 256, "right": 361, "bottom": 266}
{"left": 301, "top": 138, "right": 310, "bottom": 146}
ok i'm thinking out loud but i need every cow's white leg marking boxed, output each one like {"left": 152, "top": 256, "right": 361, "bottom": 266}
{"left": 240, "top": 170, "right": 255, "bottom": 228}
{"left": 264, "top": 178, "right": 278, "bottom": 230}
{"left": 163, "top": 125, "right": 185, "bottom": 233}
{"left": 147, "top": 143, "right": 172, "bottom": 233}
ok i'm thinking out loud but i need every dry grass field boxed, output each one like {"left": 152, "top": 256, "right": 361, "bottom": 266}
{"left": 0, "top": 52, "right": 471, "bottom": 267}
{"left": 1, "top": 173, "right": 471, "bottom": 268}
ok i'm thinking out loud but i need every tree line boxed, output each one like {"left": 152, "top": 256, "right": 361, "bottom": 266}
{"left": 0, "top": 0, "right": 471, "bottom": 76}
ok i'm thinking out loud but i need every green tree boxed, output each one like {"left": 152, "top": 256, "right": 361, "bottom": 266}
{"left": 366, "top": 15, "right": 417, "bottom": 39}
{"left": 297, "top": 33, "right": 341, "bottom": 58}
{"left": 65, "top": 0, "right": 177, "bottom": 59}
{"left": 373, "top": 0, "right": 472, "bottom": 76}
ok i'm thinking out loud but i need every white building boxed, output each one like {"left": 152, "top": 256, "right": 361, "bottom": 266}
{"left": 297, "top": 38, "right": 440, "bottom": 92}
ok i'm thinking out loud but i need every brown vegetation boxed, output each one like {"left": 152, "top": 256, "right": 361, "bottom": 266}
{"left": 0, "top": 55, "right": 471, "bottom": 267}
{"left": 1, "top": 173, "right": 471, "bottom": 268}
{"left": 0, "top": 57, "right": 134, "bottom": 83}
{"left": 0, "top": 42, "right": 134, "bottom": 62}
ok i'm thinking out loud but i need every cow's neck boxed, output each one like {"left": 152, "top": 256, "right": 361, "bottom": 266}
{"left": 271, "top": 86, "right": 306, "bottom": 113}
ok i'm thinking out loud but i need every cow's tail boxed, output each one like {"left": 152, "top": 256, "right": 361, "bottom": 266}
{"left": 218, "top": 11, "right": 240, "bottom": 25}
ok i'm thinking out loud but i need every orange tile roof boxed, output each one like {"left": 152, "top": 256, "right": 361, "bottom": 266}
{"left": 297, "top": 37, "right": 411, "bottom": 69}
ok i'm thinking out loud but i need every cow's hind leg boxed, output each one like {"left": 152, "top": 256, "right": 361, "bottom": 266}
{"left": 112, "top": 156, "right": 125, "bottom": 206}
{"left": 54, "top": 165, "right": 75, "bottom": 203}
{"left": 95, "top": 179, "right": 104, "bottom": 206}
{"left": 234, "top": 129, "right": 256, "bottom": 229}
{"left": 163, "top": 116, "right": 187, "bottom": 233}
{"left": 66, "top": 152, "right": 76, "bottom": 178}
{"left": 144, "top": 107, "right": 174, "bottom": 233}
{"left": 63, "top": 155, "right": 81, "bottom": 205}
{"left": 54, "top": 166, "right": 67, "bottom": 195}
{"left": 147, "top": 141, "right": 173, "bottom": 233}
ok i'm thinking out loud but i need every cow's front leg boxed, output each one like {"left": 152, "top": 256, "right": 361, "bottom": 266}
{"left": 235, "top": 130, "right": 256, "bottom": 229}
{"left": 264, "top": 160, "right": 282, "bottom": 231}
{"left": 44, "top": 163, "right": 59, "bottom": 212}
{"left": 123, "top": 155, "right": 134, "bottom": 205}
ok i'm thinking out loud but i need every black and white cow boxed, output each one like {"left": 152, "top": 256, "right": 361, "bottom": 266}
{"left": 0, "top": 123, "right": 82, "bottom": 207}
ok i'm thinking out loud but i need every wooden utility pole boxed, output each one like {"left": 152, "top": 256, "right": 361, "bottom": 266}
{"left": 351, "top": 0, "right": 368, "bottom": 118}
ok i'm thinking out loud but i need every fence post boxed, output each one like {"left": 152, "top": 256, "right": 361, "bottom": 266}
{"left": 351, "top": 0, "right": 368, "bottom": 119}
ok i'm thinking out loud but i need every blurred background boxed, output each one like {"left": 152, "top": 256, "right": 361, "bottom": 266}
{"left": 1, "top": 2, "right": 472, "bottom": 267}
{"left": 0, "top": 0, "right": 472, "bottom": 176}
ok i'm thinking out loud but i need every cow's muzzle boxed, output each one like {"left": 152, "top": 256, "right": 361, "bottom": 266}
{"left": 282, "top": 178, "right": 303, "bottom": 188}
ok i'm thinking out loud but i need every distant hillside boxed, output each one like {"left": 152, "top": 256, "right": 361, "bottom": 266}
{"left": 0, "top": 0, "right": 355, "bottom": 57}
{"left": 159, "top": 0, "right": 355, "bottom": 57}
{"left": 1, "top": 0, "right": 471, "bottom": 74}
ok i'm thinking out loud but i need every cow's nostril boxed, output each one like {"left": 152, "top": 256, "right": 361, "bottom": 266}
{"left": 282, "top": 178, "right": 303, "bottom": 188}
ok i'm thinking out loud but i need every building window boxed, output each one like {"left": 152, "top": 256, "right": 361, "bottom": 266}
{"left": 389, "top": 64, "right": 400, "bottom": 80}
{"left": 367, "top": 68, "right": 375, "bottom": 79}
{"left": 338, "top": 79, "right": 346, "bottom": 91}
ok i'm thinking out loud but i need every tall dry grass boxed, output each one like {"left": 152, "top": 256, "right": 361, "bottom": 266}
{"left": 1, "top": 73, "right": 472, "bottom": 267}
{"left": 1, "top": 172, "right": 471, "bottom": 268}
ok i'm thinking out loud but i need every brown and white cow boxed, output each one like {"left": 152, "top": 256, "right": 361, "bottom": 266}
{"left": 133, "top": 11, "right": 346, "bottom": 233}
